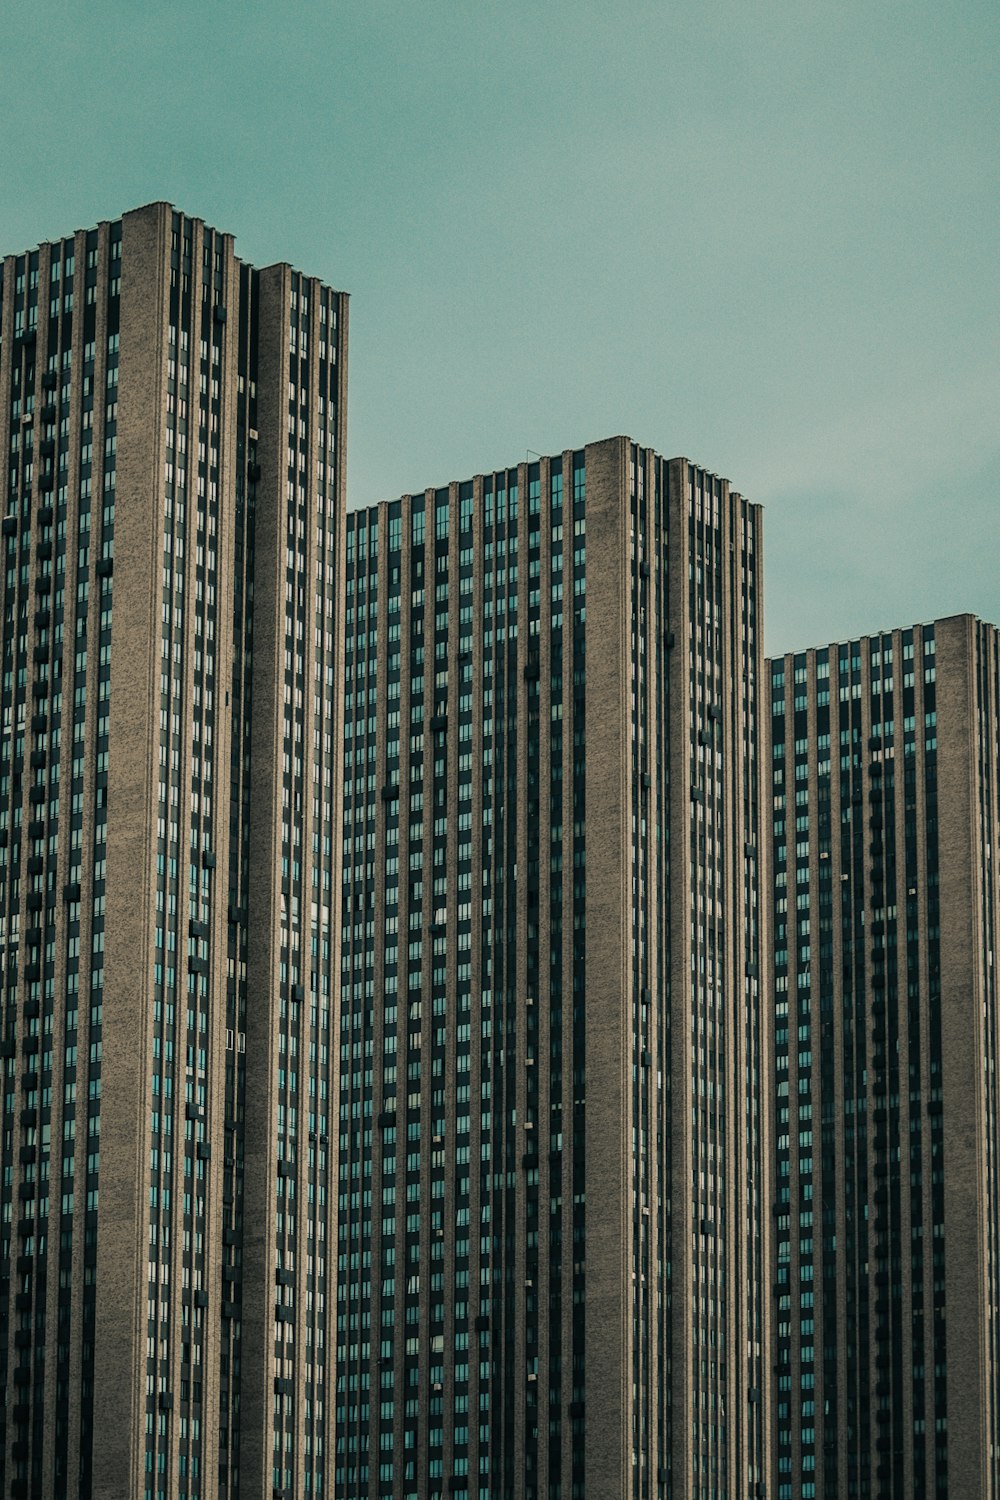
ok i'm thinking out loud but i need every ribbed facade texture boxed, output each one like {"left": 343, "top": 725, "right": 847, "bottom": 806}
{"left": 767, "top": 613, "right": 1000, "bottom": 1499}
{"left": 25, "top": 198, "right": 1000, "bottom": 1500}
{"left": 339, "top": 438, "right": 767, "bottom": 1500}
{"left": 0, "top": 205, "right": 348, "bottom": 1499}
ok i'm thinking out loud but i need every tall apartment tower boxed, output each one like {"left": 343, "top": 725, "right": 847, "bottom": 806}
{"left": 0, "top": 206, "right": 348, "bottom": 1499}
{"left": 767, "top": 614, "right": 1000, "bottom": 1499}
{"left": 339, "top": 438, "right": 768, "bottom": 1500}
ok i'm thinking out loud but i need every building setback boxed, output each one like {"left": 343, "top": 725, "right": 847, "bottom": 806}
{"left": 339, "top": 438, "right": 768, "bottom": 1500}
{"left": 767, "top": 614, "right": 1000, "bottom": 1499}
{"left": 0, "top": 205, "right": 348, "bottom": 1499}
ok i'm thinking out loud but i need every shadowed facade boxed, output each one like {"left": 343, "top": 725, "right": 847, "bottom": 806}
{"left": 339, "top": 439, "right": 768, "bottom": 1500}
{"left": 0, "top": 204, "right": 348, "bottom": 1499}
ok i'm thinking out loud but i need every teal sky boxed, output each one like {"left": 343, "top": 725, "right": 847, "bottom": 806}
{"left": 3, "top": 0, "right": 996, "bottom": 654}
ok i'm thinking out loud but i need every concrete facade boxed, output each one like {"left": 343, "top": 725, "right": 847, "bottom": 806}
{"left": 340, "top": 439, "right": 768, "bottom": 1499}
{"left": 0, "top": 206, "right": 347, "bottom": 1499}
{"left": 767, "top": 614, "right": 1000, "bottom": 1499}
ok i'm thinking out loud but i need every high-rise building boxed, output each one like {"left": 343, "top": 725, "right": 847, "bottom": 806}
{"left": 766, "top": 613, "right": 1000, "bottom": 1499}
{"left": 339, "top": 438, "right": 768, "bottom": 1500}
{"left": 0, "top": 205, "right": 348, "bottom": 1499}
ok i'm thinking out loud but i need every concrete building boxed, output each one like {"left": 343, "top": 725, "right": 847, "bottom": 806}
{"left": 767, "top": 614, "right": 1000, "bottom": 1499}
{"left": 0, "top": 205, "right": 348, "bottom": 1499}
{"left": 339, "top": 438, "right": 768, "bottom": 1500}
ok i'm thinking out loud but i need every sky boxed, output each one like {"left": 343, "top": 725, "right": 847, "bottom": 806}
{"left": 2, "top": 0, "right": 996, "bottom": 655}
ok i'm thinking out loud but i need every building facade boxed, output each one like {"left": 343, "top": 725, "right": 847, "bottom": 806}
{"left": 340, "top": 438, "right": 768, "bottom": 1500}
{"left": 767, "top": 614, "right": 1000, "bottom": 1499}
{"left": 0, "top": 205, "right": 348, "bottom": 1498}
